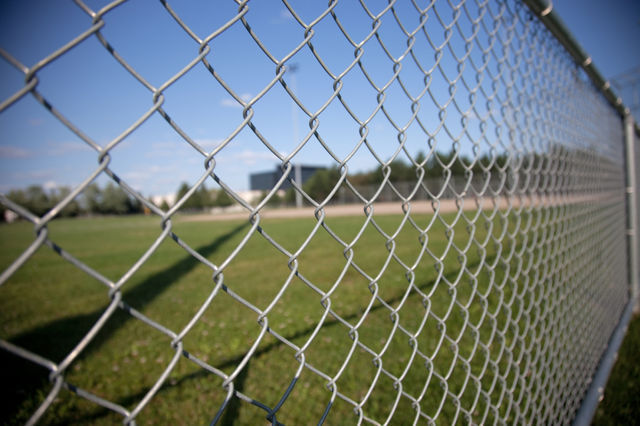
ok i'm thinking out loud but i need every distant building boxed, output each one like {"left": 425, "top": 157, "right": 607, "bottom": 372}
{"left": 250, "top": 165, "right": 326, "bottom": 191}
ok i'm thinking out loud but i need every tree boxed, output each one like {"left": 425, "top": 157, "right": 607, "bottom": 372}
{"left": 175, "top": 182, "right": 213, "bottom": 211}
{"left": 176, "top": 182, "right": 198, "bottom": 210}
{"left": 267, "top": 191, "right": 282, "bottom": 207}
{"left": 129, "top": 194, "right": 143, "bottom": 214}
{"left": 257, "top": 190, "right": 282, "bottom": 207}
{"left": 82, "top": 183, "right": 103, "bottom": 214}
{"left": 101, "top": 183, "right": 132, "bottom": 215}
{"left": 6, "top": 189, "right": 28, "bottom": 212}
{"left": 284, "top": 188, "right": 296, "bottom": 205}
{"left": 198, "top": 186, "right": 214, "bottom": 208}
{"left": 303, "top": 167, "right": 341, "bottom": 201}
{"left": 175, "top": 182, "right": 190, "bottom": 206}
{"left": 5, "top": 182, "right": 142, "bottom": 218}
{"left": 214, "top": 190, "right": 234, "bottom": 207}
{"left": 25, "top": 185, "right": 52, "bottom": 216}
{"left": 343, "top": 150, "right": 476, "bottom": 188}
{"left": 6, "top": 186, "right": 52, "bottom": 217}
{"left": 51, "top": 186, "right": 81, "bottom": 217}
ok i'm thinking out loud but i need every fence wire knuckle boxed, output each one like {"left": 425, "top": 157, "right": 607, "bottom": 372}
{"left": 0, "top": 0, "right": 637, "bottom": 424}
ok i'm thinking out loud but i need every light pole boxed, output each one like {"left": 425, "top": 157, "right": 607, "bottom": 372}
{"left": 289, "top": 63, "right": 303, "bottom": 208}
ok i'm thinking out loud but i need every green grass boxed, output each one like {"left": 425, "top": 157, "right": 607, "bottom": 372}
{"left": 592, "top": 313, "right": 640, "bottom": 426}
{"left": 0, "top": 209, "right": 568, "bottom": 424}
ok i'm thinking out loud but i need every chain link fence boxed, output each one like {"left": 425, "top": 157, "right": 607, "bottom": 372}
{"left": 0, "top": 0, "right": 637, "bottom": 424}
{"left": 612, "top": 66, "right": 640, "bottom": 124}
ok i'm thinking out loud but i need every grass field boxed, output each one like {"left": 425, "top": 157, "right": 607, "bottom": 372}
{"left": 0, "top": 206, "right": 623, "bottom": 424}
{"left": 593, "top": 313, "right": 640, "bottom": 426}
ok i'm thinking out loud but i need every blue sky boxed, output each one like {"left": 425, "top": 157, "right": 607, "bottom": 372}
{"left": 553, "top": 0, "right": 640, "bottom": 80}
{"left": 1, "top": 0, "right": 639, "bottom": 198}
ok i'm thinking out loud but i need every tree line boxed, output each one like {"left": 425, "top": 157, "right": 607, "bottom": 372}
{"left": 2, "top": 183, "right": 144, "bottom": 220}
{"left": 172, "top": 182, "right": 235, "bottom": 211}
{"left": 1, "top": 181, "right": 241, "bottom": 221}
{"left": 263, "top": 150, "right": 509, "bottom": 205}
{"left": 2, "top": 150, "right": 511, "bottom": 220}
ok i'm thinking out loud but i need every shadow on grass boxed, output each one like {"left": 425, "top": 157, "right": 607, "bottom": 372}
{"left": 58, "top": 248, "right": 505, "bottom": 425}
{"left": 0, "top": 222, "right": 249, "bottom": 424}
{"left": 219, "top": 358, "right": 252, "bottom": 426}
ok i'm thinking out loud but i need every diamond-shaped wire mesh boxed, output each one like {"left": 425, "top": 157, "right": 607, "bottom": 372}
{"left": 0, "top": 0, "right": 634, "bottom": 424}
{"left": 612, "top": 66, "right": 640, "bottom": 124}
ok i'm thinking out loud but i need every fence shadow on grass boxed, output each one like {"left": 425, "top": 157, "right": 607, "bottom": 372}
{"left": 58, "top": 246, "right": 506, "bottom": 425}
{"left": 0, "top": 222, "right": 249, "bottom": 424}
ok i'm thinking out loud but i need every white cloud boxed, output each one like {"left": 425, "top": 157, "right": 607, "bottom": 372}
{"left": 151, "top": 141, "right": 180, "bottom": 149}
{"left": 122, "top": 164, "right": 178, "bottom": 182}
{"left": 220, "top": 98, "right": 241, "bottom": 108}
{"left": 280, "top": 8, "right": 295, "bottom": 20}
{"left": 43, "top": 180, "right": 58, "bottom": 191}
{"left": 0, "top": 145, "right": 31, "bottom": 158}
{"left": 145, "top": 141, "right": 186, "bottom": 158}
{"left": 146, "top": 138, "right": 229, "bottom": 156}
{"left": 47, "top": 141, "right": 93, "bottom": 156}
{"left": 221, "top": 149, "right": 280, "bottom": 166}
{"left": 220, "top": 93, "right": 252, "bottom": 109}
{"left": 144, "top": 139, "right": 225, "bottom": 159}
{"left": 194, "top": 138, "right": 223, "bottom": 150}
{"left": 12, "top": 169, "right": 57, "bottom": 180}
{"left": 122, "top": 171, "right": 151, "bottom": 181}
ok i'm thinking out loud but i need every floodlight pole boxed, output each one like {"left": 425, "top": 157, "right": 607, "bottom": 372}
{"left": 289, "top": 64, "right": 303, "bottom": 208}
{"left": 295, "top": 163, "right": 302, "bottom": 208}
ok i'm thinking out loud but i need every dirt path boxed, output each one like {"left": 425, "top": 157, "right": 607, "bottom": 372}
{"left": 178, "top": 197, "right": 513, "bottom": 222}
{"left": 177, "top": 193, "right": 612, "bottom": 223}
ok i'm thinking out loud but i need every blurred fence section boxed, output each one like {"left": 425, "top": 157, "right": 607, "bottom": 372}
{"left": 612, "top": 66, "right": 640, "bottom": 123}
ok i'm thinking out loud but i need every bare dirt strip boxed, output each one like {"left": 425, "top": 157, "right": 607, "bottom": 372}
{"left": 178, "top": 193, "right": 612, "bottom": 223}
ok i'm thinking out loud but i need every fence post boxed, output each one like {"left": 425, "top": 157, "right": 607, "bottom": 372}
{"left": 625, "top": 114, "right": 639, "bottom": 313}
{"left": 572, "top": 114, "right": 639, "bottom": 426}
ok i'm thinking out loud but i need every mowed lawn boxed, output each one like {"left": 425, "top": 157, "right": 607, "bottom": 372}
{"left": 0, "top": 209, "right": 538, "bottom": 424}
